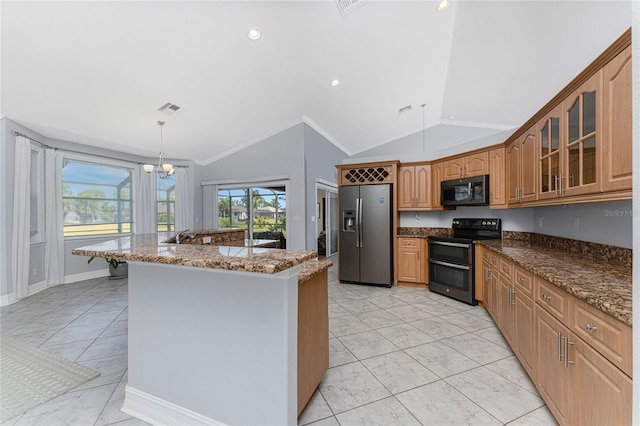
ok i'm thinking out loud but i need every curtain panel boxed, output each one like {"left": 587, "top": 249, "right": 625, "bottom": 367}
{"left": 11, "top": 136, "right": 31, "bottom": 300}
{"left": 174, "top": 168, "right": 194, "bottom": 231}
{"left": 44, "top": 149, "right": 65, "bottom": 285}
{"left": 135, "top": 166, "right": 157, "bottom": 234}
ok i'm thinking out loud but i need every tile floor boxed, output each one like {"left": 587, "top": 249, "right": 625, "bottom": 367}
{"left": 0, "top": 259, "right": 557, "bottom": 426}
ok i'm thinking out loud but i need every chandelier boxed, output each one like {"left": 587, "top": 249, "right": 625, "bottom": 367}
{"left": 143, "top": 121, "right": 174, "bottom": 179}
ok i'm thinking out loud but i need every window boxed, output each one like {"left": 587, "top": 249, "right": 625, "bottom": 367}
{"left": 218, "top": 185, "right": 286, "bottom": 237}
{"left": 62, "top": 160, "right": 132, "bottom": 237}
{"left": 157, "top": 174, "right": 175, "bottom": 232}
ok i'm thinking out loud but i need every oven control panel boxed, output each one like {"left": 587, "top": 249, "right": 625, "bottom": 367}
{"left": 452, "top": 218, "right": 501, "bottom": 231}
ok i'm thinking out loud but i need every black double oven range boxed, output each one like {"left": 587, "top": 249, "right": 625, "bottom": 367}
{"left": 428, "top": 218, "right": 502, "bottom": 305}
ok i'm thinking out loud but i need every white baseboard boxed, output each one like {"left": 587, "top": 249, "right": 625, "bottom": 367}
{"left": 0, "top": 281, "right": 48, "bottom": 306}
{"left": 64, "top": 269, "right": 109, "bottom": 284}
{"left": 122, "top": 386, "right": 227, "bottom": 426}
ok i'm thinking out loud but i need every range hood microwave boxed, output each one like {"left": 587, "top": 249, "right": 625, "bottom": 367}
{"left": 441, "top": 174, "right": 490, "bottom": 206}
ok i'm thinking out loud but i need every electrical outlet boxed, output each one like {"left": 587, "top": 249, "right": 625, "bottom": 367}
{"left": 574, "top": 217, "right": 580, "bottom": 230}
{"left": 538, "top": 216, "right": 543, "bottom": 227}
{"left": 311, "top": 216, "right": 316, "bottom": 222}
{"left": 32, "top": 268, "right": 37, "bottom": 276}
{"left": 415, "top": 213, "right": 421, "bottom": 221}
{"left": 203, "top": 236, "right": 212, "bottom": 244}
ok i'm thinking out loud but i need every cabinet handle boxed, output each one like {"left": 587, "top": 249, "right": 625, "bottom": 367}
{"left": 557, "top": 331, "right": 563, "bottom": 361}
{"left": 542, "top": 294, "right": 551, "bottom": 301}
{"left": 564, "top": 337, "right": 574, "bottom": 369}
{"left": 517, "top": 277, "right": 523, "bottom": 283}
{"left": 584, "top": 323, "right": 597, "bottom": 332}
{"left": 510, "top": 288, "right": 516, "bottom": 305}
{"left": 484, "top": 266, "right": 490, "bottom": 281}
{"left": 554, "top": 176, "right": 559, "bottom": 195}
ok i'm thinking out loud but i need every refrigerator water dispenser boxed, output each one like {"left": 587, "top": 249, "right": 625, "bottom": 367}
{"left": 343, "top": 211, "right": 356, "bottom": 232}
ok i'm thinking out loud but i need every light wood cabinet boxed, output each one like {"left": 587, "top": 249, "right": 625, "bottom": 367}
{"left": 397, "top": 237, "right": 427, "bottom": 284}
{"left": 602, "top": 45, "right": 632, "bottom": 192}
{"left": 507, "top": 128, "right": 537, "bottom": 204}
{"left": 570, "top": 334, "right": 632, "bottom": 426}
{"left": 537, "top": 104, "right": 563, "bottom": 200}
{"left": 488, "top": 147, "right": 507, "bottom": 208}
{"left": 431, "top": 161, "right": 445, "bottom": 208}
{"left": 535, "top": 304, "right": 571, "bottom": 424}
{"left": 514, "top": 289, "right": 535, "bottom": 375}
{"left": 535, "top": 301, "right": 632, "bottom": 426}
{"left": 481, "top": 250, "right": 632, "bottom": 426}
{"left": 443, "top": 151, "right": 489, "bottom": 180}
{"left": 398, "top": 164, "right": 431, "bottom": 210}
{"left": 560, "top": 70, "right": 603, "bottom": 197}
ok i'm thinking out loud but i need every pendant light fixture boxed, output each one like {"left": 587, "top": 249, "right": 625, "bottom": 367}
{"left": 144, "top": 121, "right": 174, "bottom": 178}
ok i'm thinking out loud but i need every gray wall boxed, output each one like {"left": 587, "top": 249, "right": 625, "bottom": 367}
{"left": 400, "top": 200, "right": 633, "bottom": 248}
{"left": 350, "top": 124, "right": 513, "bottom": 163}
{"left": 196, "top": 124, "right": 307, "bottom": 249}
{"left": 303, "top": 124, "right": 348, "bottom": 250}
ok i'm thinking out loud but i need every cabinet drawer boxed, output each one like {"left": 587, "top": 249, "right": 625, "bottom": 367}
{"left": 536, "top": 277, "right": 569, "bottom": 324}
{"left": 570, "top": 297, "right": 632, "bottom": 377}
{"left": 399, "top": 238, "right": 420, "bottom": 248}
{"left": 513, "top": 266, "right": 534, "bottom": 299}
{"left": 498, "top": 258, "right": 513, "bottom": 280}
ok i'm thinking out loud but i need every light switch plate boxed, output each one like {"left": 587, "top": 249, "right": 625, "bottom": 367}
{"left": 203, "top": 236, "right": 212, "bottom": 244}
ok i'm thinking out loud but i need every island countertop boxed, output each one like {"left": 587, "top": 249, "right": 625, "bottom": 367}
{"left": 71, "top": 233, "right": 318, "bottom": 274}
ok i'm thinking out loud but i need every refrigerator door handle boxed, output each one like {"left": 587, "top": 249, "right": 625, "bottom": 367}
{"left": 355, "top": 198, "right": 361, "bottom": 248}
{"left": 358, "top": 198, "right": 363, "bottom": 247}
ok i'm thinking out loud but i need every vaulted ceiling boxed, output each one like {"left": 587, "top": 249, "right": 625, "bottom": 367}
{"left": 1, "top": 1, "right": 632, "bottom": 164}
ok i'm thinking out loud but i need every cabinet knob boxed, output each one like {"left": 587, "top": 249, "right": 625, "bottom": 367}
{"left": 584, "top": 323, "right": 597, "bottom": 332}
{"left": 542, "top": 294, "right": 551, "bottom": 301}
{"left": 517, "top": 277, "right": 523, "bottom": 283}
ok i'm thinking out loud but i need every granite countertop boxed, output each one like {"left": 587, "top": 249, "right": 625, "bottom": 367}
{"left": 478, "top": 239, "right": 632, "bottom": 326}
{"left": 298, "top": 259, "right": 333, "bottom": 283}
{"left": 397, "top": 227, "right": 452, "bottom": 238}
{"left": 72, "top": 234, "right": 317, "bottom": 274}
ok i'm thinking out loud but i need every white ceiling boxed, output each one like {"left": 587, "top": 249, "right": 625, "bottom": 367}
{"left": 0, "top": 1, "right": 632, "bottom": 164}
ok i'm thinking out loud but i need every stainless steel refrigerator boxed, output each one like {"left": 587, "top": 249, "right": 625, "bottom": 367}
{"left": 338, "top": 184, "right": 393, "bottom": 287}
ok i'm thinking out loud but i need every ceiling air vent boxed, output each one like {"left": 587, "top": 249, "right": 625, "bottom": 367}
{"left": 158, "top": 102, "right": 184, "bottom": 116}
{"left": 336, "top": 0, "right": 366, "bottom": 16}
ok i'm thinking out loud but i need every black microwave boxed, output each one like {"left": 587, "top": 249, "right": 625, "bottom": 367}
{"left": 441, "top": 174, "right": 490, "bottom": 206}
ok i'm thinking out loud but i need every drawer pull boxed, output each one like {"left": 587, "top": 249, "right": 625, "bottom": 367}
{"left": 517, "top": 277, "right": 523, "bottom": 283}
{"left": 584, "top": 323, "right": 597, "bottom": 332}
{"left": 542, "top": 294, "right": 551, "bottom": 301}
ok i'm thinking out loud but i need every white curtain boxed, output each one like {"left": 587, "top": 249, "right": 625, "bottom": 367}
{"left": 174, "top": 167, "right": 194, "bottom": 231}
{"left": 135, "top": 166, "right": 157, "bottom": 234}
{"left": 202, "top": 184, "right": 218, "bottom": 230}
{"left": 11, "top": 136, "right": 31, "bottom": 300}
{"left": 44, "top": 149, "right": 65, "bottom": 286}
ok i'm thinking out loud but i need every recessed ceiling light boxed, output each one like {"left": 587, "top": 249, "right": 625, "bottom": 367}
{"left": 248, "top": 28, "right": 261, "bottom": 40}
{"left": 330, "top": 79, "right": 341, "bottom": 87}
{"left": 436, "top": 0, "right": 451, "bottom": 12}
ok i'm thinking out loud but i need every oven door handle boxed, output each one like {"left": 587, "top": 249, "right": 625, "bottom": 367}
{"left": 429, "top": 259, "right": 471, "bottom": 271}
{"left": 429, "top": 240, "right": 471, "bottom": 249}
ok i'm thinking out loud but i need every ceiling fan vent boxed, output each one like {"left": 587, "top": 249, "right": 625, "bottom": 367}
{"left": 336, "top": 0, "right": 366, "bottom": 16}
{"left": 158, "top": 102, "right": 184, "bottom": 116}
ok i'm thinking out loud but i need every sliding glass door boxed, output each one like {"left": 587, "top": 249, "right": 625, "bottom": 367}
{"left": 218, "top": 185, "right": 286, "bottom": 240}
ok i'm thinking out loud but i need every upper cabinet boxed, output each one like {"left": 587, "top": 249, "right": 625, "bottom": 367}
{"left": 560, "top": 70, "right": 603, "bottom": 197}
{"left": 489, "top": 147, "right": 507, "bottom": 208}
{"left": 507, "top": 128, "right": 537, "bottom": 204}
{"left": 602, "top": 45, "right": 632, "bottom": 192}
{"left": 443, "top": 151, "right": 489, "bottom": 180}
{"left": 431, "top": 161, "right": 445, "bottom": 209}
{"left": 537, "top": 104, "right": 563, "bottom": 200}
{"left": 398, "top": 164, "right": 431, "bottom": 210}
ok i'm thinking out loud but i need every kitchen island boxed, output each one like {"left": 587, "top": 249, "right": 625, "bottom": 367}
{"left": 72, "top": 234, "right": 331, "bottom": 426}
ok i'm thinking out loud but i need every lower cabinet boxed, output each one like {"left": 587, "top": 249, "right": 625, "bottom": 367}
{"left": 535, "top": 304, "right": 632, "bottom": 426}
{"left": 535, "top": 305, "right": 571, "bottom": 424}
{"left": 397, "top": 237, "right": 427, "bottom": 284}
{"left": 483, "top": 249, "right": 632, "bottom": 426}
